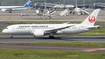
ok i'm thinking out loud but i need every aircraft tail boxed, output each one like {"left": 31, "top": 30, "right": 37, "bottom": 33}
{"left": 81, "top": 9, "right": 100, "bottom": 26}
{"left": 23, "top": 0, "right": 32, "bottom": 7}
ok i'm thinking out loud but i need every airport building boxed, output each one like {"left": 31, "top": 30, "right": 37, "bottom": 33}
{"left": 0, "top": 0, "right": 105, "bottom": 8}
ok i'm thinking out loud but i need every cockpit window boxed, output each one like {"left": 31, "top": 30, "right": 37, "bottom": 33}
{"left": 5, "top": 28, "right": 8, "bottom": 29}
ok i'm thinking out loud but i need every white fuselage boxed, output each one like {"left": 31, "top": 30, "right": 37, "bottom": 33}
{"left": 74, "top": 7, "right": 81, "bottom": 13}
{"left": 2, "top": 24, "right": 95, "bottom": 35}
{"left": 0, "top": 6, "right": 21, "bottom": 9}
{"left": 73, "top": 7, "right": 89, "bottom": 15}
{"left": 0, "top": 6, "right": 29, "bottom": 10}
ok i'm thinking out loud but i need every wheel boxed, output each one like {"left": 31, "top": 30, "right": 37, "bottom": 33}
{"left": 49, "top": 36, "right": 55, "bottom": 39}
{"left": 34, "top": 35, "right": 36, "bottom": 38}
{"left": 49, "top": 36, "right": 51, "bottom": 38}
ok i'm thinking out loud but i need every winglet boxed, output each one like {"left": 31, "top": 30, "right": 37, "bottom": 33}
{"left": 81, "top": 9, "right": 101, "bottom": 26}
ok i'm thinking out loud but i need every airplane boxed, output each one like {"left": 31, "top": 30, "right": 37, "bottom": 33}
{"left": 54, "top": 4, "right": 65, "bottom": 8}
{"left": 70, "top": 0, "right": 89, "bottom": 15}
{"left": 0, "top": 0, "right": 32, "bottom": 13}
{"left": 71, "top": 7, "right": 90, "bottom": 15}
{"left": 2, "top": 9, "right": 100, "bottom": 38}
{"left": 54, "top": 4, "right": 74, "bottom": 9}
{"left": 65, "top": 5, "right": 74, "bottom": 9}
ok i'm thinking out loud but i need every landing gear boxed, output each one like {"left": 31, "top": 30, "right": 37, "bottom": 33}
{"left": 9, "top": 11, "right": 11, "bottom": 13}
{"left": 10, "top": 34, "right": 13, "bottom": 38}
{"left": 11, "top": 36, "right": 13, "bottom": 38}
{"left": 81, "top": 12, "right": 82, "bottom": 15}
{"left": 8, "top": 9, "right": 12, "bottom": 13}
{"left": 34, "top": 35, "right": 36, "bottom": 38}
{"left": 49, "top": 33, "right": 55, "bottom": 39}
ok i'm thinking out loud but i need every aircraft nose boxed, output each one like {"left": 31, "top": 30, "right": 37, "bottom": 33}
{"left": 2, "top": 29, "right": 7, "bottom": 33}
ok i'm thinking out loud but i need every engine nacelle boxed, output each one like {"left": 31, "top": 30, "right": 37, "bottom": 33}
{"left": 1, "top": 9, "right": 7, "bottom": 12}
{"left": 33, "top": 30, "right": 45, "bottom": 37}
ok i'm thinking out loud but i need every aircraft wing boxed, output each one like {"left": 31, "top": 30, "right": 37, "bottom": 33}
{"left": 45, "top": 25, "right": 74, "bottom": 33}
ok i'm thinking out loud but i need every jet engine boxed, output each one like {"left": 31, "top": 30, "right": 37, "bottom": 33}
{"left": 1, "top": 9, "right": 6, "bottom": 12}
{"left": 33, "top": 30, "right": 45, "bottom": 37}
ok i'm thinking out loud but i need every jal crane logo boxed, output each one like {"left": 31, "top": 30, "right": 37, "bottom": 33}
{"left": 88, "top": 16, "right": 95, "bottom": 23}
